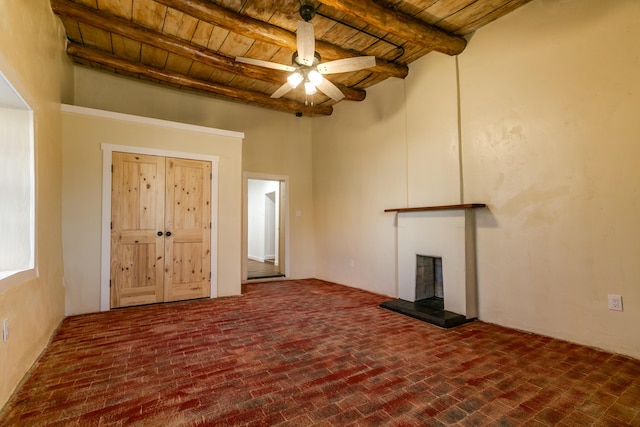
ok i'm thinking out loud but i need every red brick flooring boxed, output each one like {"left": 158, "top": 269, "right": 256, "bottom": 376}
{"left": 1, "top": 279, "right": 639, "bottom": 426}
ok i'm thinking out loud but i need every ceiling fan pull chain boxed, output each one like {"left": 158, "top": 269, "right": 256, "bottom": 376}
{"left": 305, "top": 94, "right": 315, "bottom": 107}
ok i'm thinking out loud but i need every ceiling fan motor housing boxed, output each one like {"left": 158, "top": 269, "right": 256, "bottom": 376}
{"left": 292, "top": 51, "right": 321, "bottom": 67}
{"left": 299, "top": 3, "right": 316, "bottom": 22}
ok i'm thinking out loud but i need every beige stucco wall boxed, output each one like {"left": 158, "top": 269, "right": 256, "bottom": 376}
{"left": 312, "top": 80, "right": 407, "bottom": 296}
{"left": 405, "top": 54, "right": 461, "bottom": 207}
{"left": 459, "top": 0, "right": 640, "bottom": 358}
{"left": 61, "top": 109, "right": 243, "bottom": 315}
{"left": 73, "top": 68, "right": 317, "bottom": 280}
{"left": 313, "top": 0, "right": 640, "bottom": 358}
{"left": 0, "top": 0, "right": 73, "bottom": 408}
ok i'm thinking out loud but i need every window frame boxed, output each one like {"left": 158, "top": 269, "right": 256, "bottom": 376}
{"left": 0, "top": 68, "right": 37, "bottom": 292}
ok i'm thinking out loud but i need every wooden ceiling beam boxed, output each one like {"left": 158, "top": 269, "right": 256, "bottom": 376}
{"left": 153, "top": 0, "right": 408, "bottom": 79}
{"left": 316, "top": 0, "right": 467, "bottom": 55}
{"left": 66, "top": 42, "right": 333, "bottom": 117}
{"left": 51, "top": 0, "right": 366, "bottom": 102}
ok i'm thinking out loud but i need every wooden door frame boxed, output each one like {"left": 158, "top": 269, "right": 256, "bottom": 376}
{"left": 100, "top": 143, "right": 219, "bottom": 311}
{"left": 242, "top": 173, "right": 289, "bottom": 282}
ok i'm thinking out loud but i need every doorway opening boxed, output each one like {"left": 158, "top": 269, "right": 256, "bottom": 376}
{"left": 243, "top": 174, "right": 288, "bottom": 281}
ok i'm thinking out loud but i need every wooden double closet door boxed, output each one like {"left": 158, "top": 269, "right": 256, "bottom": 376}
{"left": 110, "top": 152, "right": 212, "bottom": 308}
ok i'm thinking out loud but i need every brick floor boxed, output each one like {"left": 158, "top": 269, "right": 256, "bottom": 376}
{"left": 1, "top": 279, "right": 639, "bottom": 426}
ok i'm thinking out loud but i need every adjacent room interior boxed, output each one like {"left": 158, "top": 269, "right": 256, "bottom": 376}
{"left": 1, "top": 0, "right": 639, "bottom": 425}
{"left": 246, "top": 177, "right": 287, "bottom": 280}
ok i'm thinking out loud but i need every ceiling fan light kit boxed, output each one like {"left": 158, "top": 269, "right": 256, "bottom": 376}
{"left": 235, "top": 3, "right": 376, "bottom": 106}
{"left": 308, "top": 69, "right": 323, "bottom": 86}
{"left": 287, "top": 71, "right": 304, "bottom": 89}
{"left": 304, "top": 81, "right": 317, "bottom": 96}
{"left": 285, "top": 51, "right": 323, "bottom": 94}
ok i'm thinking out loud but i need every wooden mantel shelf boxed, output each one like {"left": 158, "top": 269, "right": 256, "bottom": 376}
{"left": 384, "top": 203, "right": 487, "bottom": 213}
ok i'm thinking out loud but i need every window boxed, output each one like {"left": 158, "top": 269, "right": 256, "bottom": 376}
{"left": 0, "top": 71, "right": 34, "bottom": 281}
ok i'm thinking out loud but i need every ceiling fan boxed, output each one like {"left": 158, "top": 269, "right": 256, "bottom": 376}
{"left": 235, "top": 2, "right": 376, "bottom": 102}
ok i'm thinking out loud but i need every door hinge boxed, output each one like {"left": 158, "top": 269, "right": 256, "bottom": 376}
{"left": 109, "top": 279, "right": 112, "bottom": 288}
{"left": 110, "top": 221, "right": 113, "bottom": 230}
{"left": 111, "top": 164, "right": 113, "bottom": 173}
{"left": 209, "top": 272, "right": 211, "bottom": 279}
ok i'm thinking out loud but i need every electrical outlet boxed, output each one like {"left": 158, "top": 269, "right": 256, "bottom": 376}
{"left": 608, "top": 295, "right": 623, "bottom": 312}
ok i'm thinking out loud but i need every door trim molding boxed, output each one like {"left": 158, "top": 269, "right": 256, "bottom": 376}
{"left": 242, "top": 172, "right": 290, "bottom": 282}
{"left": 100, "top": 143, "right": 220, "bottom": 311}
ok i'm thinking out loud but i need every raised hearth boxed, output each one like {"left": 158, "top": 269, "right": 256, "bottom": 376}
{"left": 380, "top": 297, "right": 474, "bottom": 328}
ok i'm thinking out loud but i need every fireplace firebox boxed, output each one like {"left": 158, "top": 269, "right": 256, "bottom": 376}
{"left": 416, "top": 255, "right": 443, "bottom": 300}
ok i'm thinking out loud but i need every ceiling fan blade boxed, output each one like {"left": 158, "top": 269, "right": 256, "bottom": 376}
{"left": 316, "top": 79, "right": 345, "bottom": 102}
{"left": 297, "top": 20, "right": 316, "bottom": 66}
{"left": 236, "top": 57, "right": 295, "bottom": 72}
{"left": 317, "top": 56, "right": 377, "bottom": 74}
{"left": 270, "top": 82, "right": 293, "bottom": 99}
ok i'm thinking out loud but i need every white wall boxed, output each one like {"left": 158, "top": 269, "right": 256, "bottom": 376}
{"left": 313, "top": 0, "right": 640, "bottom": 358}
{"left": 0, "top": 108, "right": 32, "bottom": 271}
{"left": 61, "top": 108, "right": 243, "bottom": 315}
{"left": 248, "top": 179, "right": 279, "bottom": 261}
{"left": 405, "top": 54, "right": 461, "bottom": 207}
{"left": 312, "top": 79, "right": 408, "bottom": 296}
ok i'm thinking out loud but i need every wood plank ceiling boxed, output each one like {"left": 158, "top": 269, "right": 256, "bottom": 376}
{"left": 52, "top": 0, "right": 532, "bottom": 116}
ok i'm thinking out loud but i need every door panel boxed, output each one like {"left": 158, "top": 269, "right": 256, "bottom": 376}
{"left": 164, "top": 158, "right": 211, "bottom": 302}
{"left": 111, "top": 153, "right": 212, "bottom": 307}
{"left": 111, "top": 152, "right": 165, "bottom": 308}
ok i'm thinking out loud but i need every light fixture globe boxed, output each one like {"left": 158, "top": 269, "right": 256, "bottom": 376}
{"left": 304, "top": 81, "right": 317, "bottom": 95}
{"left": 308, "top": 69, "right": 323, "bottom": 86}
{"left": 287, "top": 71, "right": 304, "bottom": 89}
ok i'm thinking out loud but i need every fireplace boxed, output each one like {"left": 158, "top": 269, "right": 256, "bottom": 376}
{"left": 381, "top": 204, "right": 485, "bottom": 328}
